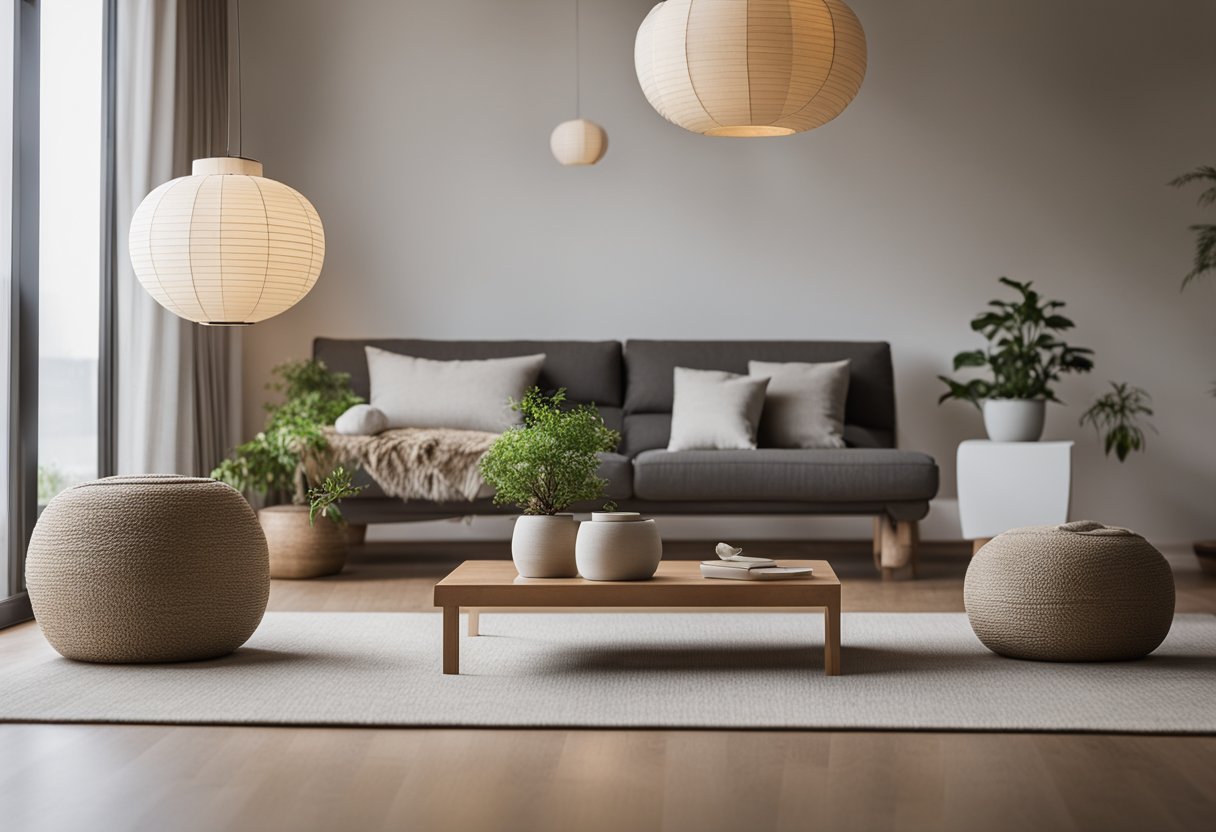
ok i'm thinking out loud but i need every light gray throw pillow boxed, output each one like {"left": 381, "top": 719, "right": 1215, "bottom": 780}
{"left": 334, "top": 404, "right": 388, "bottom": 436}
{"left": 365, "top": 347, "right": 545, "bottom": 432}
{"left": 667, "top": 367, "right": 769, "bottom": 451}
{"left": 748, "top": 359, "right": 850, "bottom": 449}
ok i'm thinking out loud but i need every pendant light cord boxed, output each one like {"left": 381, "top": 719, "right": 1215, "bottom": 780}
{"left": 226, "top": 0, "right": 243, "bottom": 157}
{"left": 574, "top": 0, "right": 580, "bottom": 118}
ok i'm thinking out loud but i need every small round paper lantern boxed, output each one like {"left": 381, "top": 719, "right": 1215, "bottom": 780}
{"left": 128, "top": 157, "right": 325, "bottom": 325}
{"left": 550, "top": 119, "right": 608, "bottom": 166}
{"left": 634, "top": 0, "right": 867, "bottom": 137}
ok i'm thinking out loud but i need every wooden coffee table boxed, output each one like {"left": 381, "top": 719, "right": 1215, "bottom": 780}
{"left": 433, "top": 559, "right": 841, "bottom": 676}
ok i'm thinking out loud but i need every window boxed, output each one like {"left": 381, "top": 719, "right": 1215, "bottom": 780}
{"left": 37, "top": 0, "right": 103, "bottom": 502}
{"left": 3, "top": 0, "right": 113, "bottom": 625}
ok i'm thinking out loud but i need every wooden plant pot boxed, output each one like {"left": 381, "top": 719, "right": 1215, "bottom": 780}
{"left": 259, "top": 505, "right": 348, "bottom": 579}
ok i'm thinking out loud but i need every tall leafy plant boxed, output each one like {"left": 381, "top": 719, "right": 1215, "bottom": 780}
{"left": 479, "top": 388, "right": 620, "bottom": 516}
{"left": 212, "top": 359, "right": 363, "bottom": 508}
{"left": 938, "top": 277, "right": 1094, "bottom": 408}
{"left": 1169, "top": 165, "right": 1215, "bottom": 398}
{"left": 1169, "top": 165, "right": 1216, "bottom": 288}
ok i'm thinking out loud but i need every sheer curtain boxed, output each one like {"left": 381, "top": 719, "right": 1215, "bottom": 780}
{"left": 116, "top": 0, "right": 239, "bottom": 476}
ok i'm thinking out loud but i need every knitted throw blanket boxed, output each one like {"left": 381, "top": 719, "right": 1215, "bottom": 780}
{"left": 317, "top": 427, "right": 498, "bottom": 503}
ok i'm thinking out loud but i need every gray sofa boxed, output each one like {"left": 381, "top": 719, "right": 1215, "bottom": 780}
{"left": 313, "top": 338, "right": 939, "bottom": 576}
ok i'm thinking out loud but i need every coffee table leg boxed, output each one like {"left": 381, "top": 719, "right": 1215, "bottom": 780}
{"left": 468, "top": 608, "right": 480, "bottom": 637}
{"left": 443, "top": 605, "right": 460, "bottom": 675}
{"left": 824, "top": 602, "right": 841, "bottom": 676}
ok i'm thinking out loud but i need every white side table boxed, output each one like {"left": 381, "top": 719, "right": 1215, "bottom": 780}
{"left": 957, "top": 440, "right": 1073, "bottom": 553}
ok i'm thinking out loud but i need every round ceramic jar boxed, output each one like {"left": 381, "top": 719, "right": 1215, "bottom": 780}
{"left": 575, "top": 512, "right": 663, "bottom": 581}
{"left": 512, "top": 514, "right": 578, "bottom": 578}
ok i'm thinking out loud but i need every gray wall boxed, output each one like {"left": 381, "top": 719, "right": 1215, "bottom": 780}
{"left": 239, "top": 0, "right": 1216, "bottom": 542}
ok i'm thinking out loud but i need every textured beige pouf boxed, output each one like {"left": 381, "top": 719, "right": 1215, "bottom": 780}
{"left": 965, "top": 521, "right": 1174, "bottom": 662}
{"left": 26, "top": 476, "right": 269, "bottom": 663}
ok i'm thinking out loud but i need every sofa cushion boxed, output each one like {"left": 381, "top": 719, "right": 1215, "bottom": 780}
{"left": 315, "top": 338, "right": 624, "bottom": 408}
{"left": 667, "top": 368, "right": 768, "bottom": 451}
{"left": 749, "top": 359, "right": 849, "bottom": 449}
{"left": 631, "top": 449, "right": 939, "bottom": 503}
{"left": 335, "top": 404, "right": 388, "bottom": 436}
{"left": 598, "top": 452, "right": 634, "bottom": 501}
{"left": 623, "top": 340, "right": 895, "bottom": 448}
{"left": 623, "top": 413, "right": 893, "bottom": 456}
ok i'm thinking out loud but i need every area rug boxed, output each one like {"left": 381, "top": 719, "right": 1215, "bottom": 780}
{"left": 2, "top": 612, "right": 1214, "bottom": 733}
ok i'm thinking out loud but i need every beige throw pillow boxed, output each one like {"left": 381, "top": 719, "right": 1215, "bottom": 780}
{"left": 365, "top": 347, "right": 545, "bottom": 432}
{"left": 748, "top": 359, "right": 850, "bottom": 448}
{"left": 667, "top": 367, "right": 769, "bottom": 451}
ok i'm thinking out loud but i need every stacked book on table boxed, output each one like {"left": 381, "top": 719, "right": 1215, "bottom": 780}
{"left": 700, "top": 546, "right": 814, "bottom": 581}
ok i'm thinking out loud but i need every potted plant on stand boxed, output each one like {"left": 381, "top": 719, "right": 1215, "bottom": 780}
{"left": 479, "top": 388, "right": 620, "bottom": 578}
{"left": 212, "top": 359, "right": 365, "bottom": 578}
{"left": 939, "top": 276, "right": 1094, "bottom": 441}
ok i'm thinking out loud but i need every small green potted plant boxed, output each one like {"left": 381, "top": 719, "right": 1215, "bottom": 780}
{"left": 479, "top": 387, "right": 620, "bottom": 578}
{"left": 938, "top": 276, "right": 1094, "bottom": 441}
{"left": 212, "top": 359, "right": 365, "bottom": 578}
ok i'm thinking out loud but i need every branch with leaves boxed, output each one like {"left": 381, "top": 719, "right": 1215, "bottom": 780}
{"left": 478, "top": 388, "right": 620, "bottom": 516}
{"left": 938, "top": 276, "right": 1094, "bottom": 409}
{"left": 212, "top": 359, "right": 363, "bottom": 504}
{"left": 1169, "top": 165, "right": 1216, "bottom": 289}
{"left": 306, "top": 467, "right": 365, "bottom": 526}
{"left": 1079, "top": 382, "right": 1155, "bottom": 462}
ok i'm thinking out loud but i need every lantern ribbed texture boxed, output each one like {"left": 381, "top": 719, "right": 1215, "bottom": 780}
{"left": 550, "top": 119, "right": 609, "bottom": 166}
{"left": 634, "top": 0, "right": 866, "bottom": 137}
{"left": 128, "top": 157, "right": 325, "bottom": 325}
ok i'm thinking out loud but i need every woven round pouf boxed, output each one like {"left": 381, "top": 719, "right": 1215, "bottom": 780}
{"left": 26, "top": 475, "right": 269, "bottom": 663}
{"left": 964, "top": 521, "right": 1174, "bottom": 662}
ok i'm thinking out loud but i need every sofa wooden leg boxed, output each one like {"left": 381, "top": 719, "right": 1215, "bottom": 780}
{"left": 878, "top": 518, "right": 918, "bottom": 580}
{"left": 871, "top": 517, "right": 884, "bottom": 570}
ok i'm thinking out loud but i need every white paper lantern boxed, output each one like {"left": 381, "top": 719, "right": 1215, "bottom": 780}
{"left": 634, "top": 0, "right": 867, "bottom": 137}
{"left": 128, "top": 157, "right": 325, "bottom": 325}
{"left": 550, "top": 119, "right": 608, "bottom": 166}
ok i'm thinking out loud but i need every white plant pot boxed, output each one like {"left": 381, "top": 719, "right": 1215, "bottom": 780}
{"left": 511, "top": 514, "right": 578, "bottom": 578}
{"left": 575, "top": 512, "right": 663, "bottom": 581}
{"left": 982, "top": 399, "right": 1047, "bottom": 442}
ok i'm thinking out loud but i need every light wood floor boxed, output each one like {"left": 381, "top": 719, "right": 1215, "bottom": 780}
{"left": 2, "top": 541, "right": 1214, "bottom": 832}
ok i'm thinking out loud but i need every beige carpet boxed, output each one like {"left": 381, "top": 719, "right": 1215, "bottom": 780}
{"left": 2, "top": 612, "right": 1214, "bottom": 733}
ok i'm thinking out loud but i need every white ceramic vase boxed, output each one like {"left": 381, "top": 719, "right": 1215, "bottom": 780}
{"left": 511, "top": 514, "right": 578, "bottom": 578}
{"left": 575, "top": 512, "right": 663, "bottom": 581}
{"left": 982, "top": 399, "right": 1046, "bottom": 442}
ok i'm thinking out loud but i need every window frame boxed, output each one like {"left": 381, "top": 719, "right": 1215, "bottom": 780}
{"left": 1, "top": 0, "right": 116, "bottom": 629}
{"left": 2, "top": 0, "right": 39, "bottom": 628}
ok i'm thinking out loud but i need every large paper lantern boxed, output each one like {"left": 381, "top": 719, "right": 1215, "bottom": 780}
{"left": 550, "top": 119, "right": 609, "bottom": 166}
{"left": 634, "top": 0, "right": 867, "bottom": 137}
{"left": 128, "top": 157, "right": 325, "bottom": 325}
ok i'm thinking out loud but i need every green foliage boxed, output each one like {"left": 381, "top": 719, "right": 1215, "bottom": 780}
{"left": 1169, "top": 165, "right": 1216, "bottom": 289}
{"left": 307, "top": 466, "right": 364, "bottom": 526}
{"left": 1079, "top": 382, "right": 1155, "bottom": 462}
{"left": 938, "top": 277, "right": 1094, "bottom": 408}
{"left": 37, "top": 464, "right": 68, "bottom": 504}
{"left": 478, "top": 388, "right": 620, "bottom": 516}
{"left": 211, "top": 359, "right": 363, "bottom": 504}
